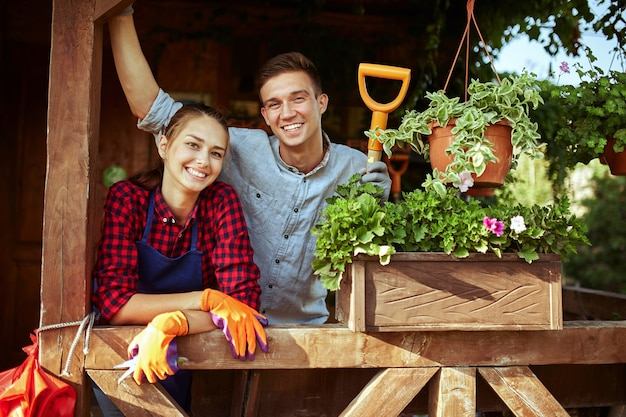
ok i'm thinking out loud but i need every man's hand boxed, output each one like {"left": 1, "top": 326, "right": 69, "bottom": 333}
{"left": 200, "top": 289, "right": 269, "bottom": 360}
{"left": 359, "top": 160, "right": 392, "bottom": 202}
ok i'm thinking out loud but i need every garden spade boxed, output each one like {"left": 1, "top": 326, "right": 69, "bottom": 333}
{"left": 357, "top": 63, "right": 411, "bottom": 167}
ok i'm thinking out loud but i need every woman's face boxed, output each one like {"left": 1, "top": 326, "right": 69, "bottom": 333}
{"left": 158, "top": 115, "right": 228, "bottom": 196}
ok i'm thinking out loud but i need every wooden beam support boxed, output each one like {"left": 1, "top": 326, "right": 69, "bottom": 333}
{"left": 429, "top": 367, "right": 476, "bottom": 417}
{"left": 43, "top": 0, "right": 106, "bottom": 414}
{"left": 94, "top": 0, "right": 135, "bottom": 23}
{"left": 479, "top": 366, "right": 569, "bottom": 417}
{"left": 86, "top": 322, "right": 626, "bottom": 371}
{"left": 87, "top": 370, "right": 188, "bottom": 416}
{"left": 340, "top": 368, "right": 437, "bottom": 417}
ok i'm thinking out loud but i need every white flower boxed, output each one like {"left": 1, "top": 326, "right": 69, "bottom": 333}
{"left": 510, "top": 215, "right": 527, "bottom": 233}
{"left": 453, "top": 170, "right": 474, "bottom": 192}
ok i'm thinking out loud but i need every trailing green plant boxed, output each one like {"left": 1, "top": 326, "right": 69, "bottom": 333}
{"left": 546, "top": 50, "right": 626, "bottom": 168}
{"left": 365, "top": 72, "right": 545, "bottom": 196}
{"left": 312, "top": 175, "right": 589, "bottom": 291}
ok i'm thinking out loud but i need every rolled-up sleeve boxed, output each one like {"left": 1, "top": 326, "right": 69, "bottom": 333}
{"left": 137, "top": 89, "right": 183, "bottom": 143}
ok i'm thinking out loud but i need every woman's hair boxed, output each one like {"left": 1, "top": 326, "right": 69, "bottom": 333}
{"left": 255, "top": 52, "right": 323, "bottom": 102}
{"left": 129, "top": 103, "right": 229, "bottom": 190}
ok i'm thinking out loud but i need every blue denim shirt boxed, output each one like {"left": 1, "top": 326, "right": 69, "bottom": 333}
{"left": 138, "top": 89, "right": 367, "bottom": 324}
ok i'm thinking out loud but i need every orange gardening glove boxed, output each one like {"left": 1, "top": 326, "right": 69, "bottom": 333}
{"left": 200, "top": 289, "right": 269, "bottom": 360}
{"left": 126, "top": 310, "right": 189, "bottom": 384}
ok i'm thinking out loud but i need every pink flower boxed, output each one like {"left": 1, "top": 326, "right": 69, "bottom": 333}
{"left": 483, "top": 216, "right": 505, "bottom": 236}
{"left": 559, "top": 61, "right": 570, "bottom": 74}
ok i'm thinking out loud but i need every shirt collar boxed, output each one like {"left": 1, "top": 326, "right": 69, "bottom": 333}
{"left": 273, "top": 132, "right": 331, "bottom": 176}
{"left": 153, "top": 186, "right": 198, "bottom": 227}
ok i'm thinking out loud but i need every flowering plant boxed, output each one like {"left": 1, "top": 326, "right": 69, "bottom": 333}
{"left": 546, "top": 52, "right": 626, "bottom": 168}
{"left": 364, "top": 72, "right": 545, "bottom": 196}
{"left": 311, "top": 176, "right": 589, "bottom": 290}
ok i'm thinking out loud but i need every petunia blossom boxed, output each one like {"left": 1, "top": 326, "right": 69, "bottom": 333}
{"left": 453, "top": 170, "right": 474, "bottom": 192}
{"left": 510, "top": 215, "right": 527, "bottom": 233}
{"left": 483, "top": 216, "right": 505, "bottom": 236}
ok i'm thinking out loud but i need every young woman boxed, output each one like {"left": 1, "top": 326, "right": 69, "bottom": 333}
{"left": 91, "top": 104, "right": 267, "bottom": 414}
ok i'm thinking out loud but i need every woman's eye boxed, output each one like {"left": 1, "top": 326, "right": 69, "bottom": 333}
{"left": 211, "top": 151, "right": 224, "bottom": 158}
{"left": 187, "top": 142, "right": 199, "bottom": 148}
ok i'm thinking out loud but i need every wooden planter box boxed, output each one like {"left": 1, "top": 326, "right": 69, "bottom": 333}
{"left": 335, "top": 252, "right": 562, "bottom": 332}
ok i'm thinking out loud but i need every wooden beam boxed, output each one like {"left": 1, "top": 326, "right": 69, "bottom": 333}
{"left": 340, "top": 368, "right": 437, "bottom": 417}
{"left": 94, "top": 0, "right": 134, "bottom": 23}
{"left": 42, "top": 0, "right": 104, "bottom": 415}
{"left": 563, "top": 285, "right": 626, "bottom": 321}
{"left": 479, "top": 366, "right": 569, "bottom": 416}
{"left": 429, "top": 367, "right": 476, "bottom": 417}
{"left": 87, "top": 370, "right": 188, "bottom": 416}
{"left": 86, "top": 322, "right": 626, "bottom": 371}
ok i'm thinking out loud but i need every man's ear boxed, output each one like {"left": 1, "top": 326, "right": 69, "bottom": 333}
{"left": 157, "top": 135, "right": 168, "bottom": 159}
{"left": 260, "top": 107, "right": 270, "bottom": 126}
{"left": 318, "top": 93, "right": 329, "bottom": 115}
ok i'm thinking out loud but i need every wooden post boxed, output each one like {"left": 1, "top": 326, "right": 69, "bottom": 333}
{"left": 41, "top": 0, "right": 129, "bottom": 415}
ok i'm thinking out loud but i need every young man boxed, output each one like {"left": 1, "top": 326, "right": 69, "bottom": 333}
{"left": 108, "top": 7, "right": 391, "bottom": 325}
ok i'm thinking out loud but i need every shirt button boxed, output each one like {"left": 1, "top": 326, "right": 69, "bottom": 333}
{"left": 275, "top": 259, "right": 280, "bottom": 264}
{"left": 256, "top": 193, "right": 261, "bottom": 198}
{"left": 268, "top": 284, "right": 273, "bottom": 289}
{"left": 262, "top": 310, "right": 266, "bottom": 314}
{"left": 178, "top": 233, "right": 183, "bottom": 238}
{"left": 162, "top": 217, "right": 168, "bottom": 223}
{"left": 283, "top": 234, "right": 288, "bottom": 239}
{"left": 293, "top": 208, "right": 299, "bottom": 213}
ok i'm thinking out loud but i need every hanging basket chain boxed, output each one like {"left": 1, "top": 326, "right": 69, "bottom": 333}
{"left": 443, "top": 0, "right": 502, "bottom": 98}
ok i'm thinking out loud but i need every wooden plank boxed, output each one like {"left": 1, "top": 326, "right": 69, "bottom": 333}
{"left": 87, "top": 370, "right": 188, "bottom": 416}
{"left": 94, "top": 0, "right": 133, "bottom": 23}
{"left": 42, "top": 0, "right": 104, "bottom": 415}
{"left": 340, "top": 367, "right": 437, "bottom": 417}
{"left": 479, "top": 366, "right": 569, "bottom": 417}
{"left": 429, "top": 367, "right": 476, "bottom": 417}
{"left": 86, "top": 322, "right": 626, "bottom": 371}
{"left": 563, "top": 285, "right": 626, "bottom": 320}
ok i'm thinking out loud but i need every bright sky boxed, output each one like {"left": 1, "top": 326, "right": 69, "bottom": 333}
{"left": 494, "top": 4, "right": 624, "bottom": 85}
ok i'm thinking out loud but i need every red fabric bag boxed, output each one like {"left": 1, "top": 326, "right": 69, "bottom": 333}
{"left": 0, "top": 333, "right": 76, "bottom": 417}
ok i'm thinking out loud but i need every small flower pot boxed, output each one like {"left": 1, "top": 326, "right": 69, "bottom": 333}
{"left": 428, "top": 119, "right": 513, "bottom": 187}
{"left": 603, "top": 137, "right": 626, "bottom": 176}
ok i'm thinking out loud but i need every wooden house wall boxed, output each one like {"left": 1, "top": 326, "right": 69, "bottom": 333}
{"left": 0, "top": 0, "right": 413, "bottom": 371}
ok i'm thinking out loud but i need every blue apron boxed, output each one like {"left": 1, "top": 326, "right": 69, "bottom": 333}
{"left": 135, "top": 191, "right": 204, "bottom": 411}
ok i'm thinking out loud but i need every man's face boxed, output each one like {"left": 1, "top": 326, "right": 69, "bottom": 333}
{"left": 259, "top": 71, "right": 328, "bottom": 150}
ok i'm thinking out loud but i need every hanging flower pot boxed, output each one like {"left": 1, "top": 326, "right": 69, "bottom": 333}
{"left": 465, "top": 186, "right": 495, "bottom": 197}
{"left": 603, "top": 136, "right": 626, "bottom": 176}
{"left": 428, "top": 119, "right": 513, "bottom": 187}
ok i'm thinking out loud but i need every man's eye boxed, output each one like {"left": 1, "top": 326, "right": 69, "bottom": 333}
{"left": 294, "top": 96, "right": 306, "bottom": 102}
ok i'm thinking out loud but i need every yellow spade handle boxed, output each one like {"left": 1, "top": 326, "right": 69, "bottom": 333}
{"left": 358, "top": 63, "right": 411, "bottom": 164}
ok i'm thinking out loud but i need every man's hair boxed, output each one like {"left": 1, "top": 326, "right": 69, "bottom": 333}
{"left": 255, "top": 52, "right": 323, "bottom": 102}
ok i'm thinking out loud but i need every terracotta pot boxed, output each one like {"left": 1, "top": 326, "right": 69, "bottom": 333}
{"left": 465, "top": 187, "right": 495, "bottom": 197}
{"left": 603, "top": 137, "right": 626, "bottom": 175}
{"left": 428, "top": 119, "right": 513, "bottom": 187}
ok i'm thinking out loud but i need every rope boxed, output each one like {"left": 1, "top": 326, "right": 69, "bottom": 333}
{"left": 443, "top": 0, "right": 502, "bottom": 97}
{"left": 37, "top": 311, "right": 98, "bottom": 377}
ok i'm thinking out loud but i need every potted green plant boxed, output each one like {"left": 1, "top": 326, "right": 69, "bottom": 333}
{"left": 365, "top": 72, "right": 545, "bottom": 195}
{"left": 312, "top": 177, "right": 590, "bottom": 331}
{"left": 312, "top": 175, "right": 588, "bottom": 291}
{"left": 547, "top": 55, "right": 626, "bottom": 175}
